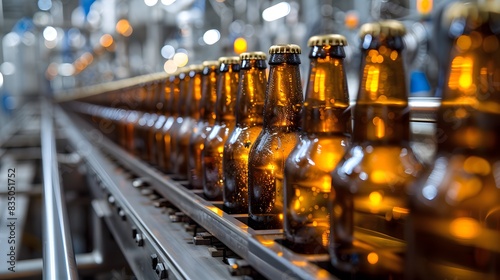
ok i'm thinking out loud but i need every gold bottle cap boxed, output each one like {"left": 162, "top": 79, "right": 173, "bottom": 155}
{"left": 268, "top": 44, "right": 301, "bottom": 54}
{"left": 202, "top": 60, "right": 219, "bottom": 67}
{"left": 443, "top": 2, "right": 494, "bottom": 25}
{"left": 218, "top": 56, "right": 240, "bottom": 65}
{"left": 189, "top": 64, "right": 204, "bottom": 72}
{"left": 240, "top": 51, "right": 267, "bottom": 60}
{"left": 307, "top": 34, "right": 348, "bottom": 47}
{"left": 359, "top": 20, "right": 406, "bottom": 37}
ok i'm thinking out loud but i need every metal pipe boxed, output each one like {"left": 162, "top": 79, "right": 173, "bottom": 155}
{"left": 41, "top": 100, "right": 79, "bottom": 280}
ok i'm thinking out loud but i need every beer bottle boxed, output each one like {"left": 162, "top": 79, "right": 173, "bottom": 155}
{"left": 203, "top": 56, "right": 240, "bottom": 200}
{"left": 136, "top": 77, "right": 160, "bottom": 162}
{"left": 223, "top": 51, "right": 267, "bottom": 214}
{"left": 145, "top": 74, "right": 167, "bottom": 165}
{"left": 408, "top": 3, "right": 500, "bottom": 279}
{"left": 248, "top": 44, "right": 303, "bottom": 230}
{"left": 125, "top": 83, "right": 147, "bottom": 154}
{"left": 173, "top": 65, "right": 203, "bottom": 178}
{"left": 159, "top": 72, "right": 181, "bottom": 173}
{"left": 188, "top": 61, "right": 219, "bottom": 189}
{"left": 284, "top": 34, "right": 350, "bottom": 254}
{"left": 170, "top": 68, "right": 191, "bottom": 178}
{"left": 154, "top": 75, "right": 171, "bottom": 171}
{"left": 329, "top": 21, "right": 422, "bottom": 277}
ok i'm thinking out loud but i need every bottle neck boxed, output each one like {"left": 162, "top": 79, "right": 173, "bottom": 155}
{"left": 187, "top": 72, "right": 202, "bottom": 120}
{"left": 263, "top": 54, "right": 303, "bottom": 130}
{"left": 215, "top": 65, "right": 240, "bottom": 125}
{"left": 437, "top": 15, "right": 500, "bottom": 155}
{"left": 353, "top": 44, "right": 410, "bottom": 144}
{"left": 200, "top": 68, "right": 218, "bottom": 124}
{"left": 235, "top": 60, "right": 267, "bottom": 126}
{"left": 303, "top": 46, "right": 350, "bottom": 134}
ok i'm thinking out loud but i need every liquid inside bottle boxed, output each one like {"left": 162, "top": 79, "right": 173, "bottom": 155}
{"left": 188, "top": 61, "right": 219, "bottom": 189}
{"left": 329, "top": 21, "right": 422, "bottom": 277}
{"left": 202, "top": 57, "right": 240, "bottom": 200}
{"left": 223, "top": 51, "right": 267, "bottom": 214}
{"left": 408, "top": 4, "right": 500, "bottom": 280}
{"left": 248, "top": 44, "right": 303, "bottom": 230}
{"left": 284, "top": 34, "right": 351, "bottom": 254}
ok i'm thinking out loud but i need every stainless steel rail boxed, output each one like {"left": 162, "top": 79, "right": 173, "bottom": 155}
{"left": 41, "top": 101, "right": 79, "bottom": 280}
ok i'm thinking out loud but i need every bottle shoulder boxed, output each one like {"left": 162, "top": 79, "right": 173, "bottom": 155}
{"left": 411, "top": 153, "right": 500, "bottom": 211}
{"left": 331, "top": 144, "right": 423, "bottom": 192}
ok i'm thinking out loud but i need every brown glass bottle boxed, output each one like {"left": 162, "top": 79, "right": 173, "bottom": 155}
{"left": 135, "top": 77, "right": 160, "bottom": 162}
{"left": 188, "top": 61, "right": 219, "bottom": 189}
{"left": 154, "top": 75, "right": 171, "bottom": 171}
{"left": 145, "top": 74, "right": 167, "bottom": 165}
{"left": 202, "top": 57, "right": 240, "bottom": 200}
{"left": 173, "top": 65, "right": 203, "bottom": 178}
{"left": 408, "top": 4, "right": 500, "bottom": 280}
{"left": 329, "top": 21, "right": 423, "bottom": 277}
{"left": 124, "top": 83, "right": 148, "bottom": 154}
{"left": 284, "top": 35, "right": 350, "bottom": 254}
{"left": 223, "top": 52, "right": 267, "bottom": 214}
{"left": 159, "top": 72, "right": 181, "bottom": 173}
{"left": 170, "top": 69, "right": 191, "bottom": 178}
{"left": 248, "top": 44, "right": 303, "bottom": 230}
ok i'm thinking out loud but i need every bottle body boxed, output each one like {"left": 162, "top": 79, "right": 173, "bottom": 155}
{"left": 284, "top": 135, "right": 347, "bottom": 253}
{"left": 203, "top": 123, "right": 234, "bottom": 199}
{"left": 248, "top": 128, "right": 299, "bottom": 229}
{"left": 223, "top": 125, "right": 263, "bottom": 213}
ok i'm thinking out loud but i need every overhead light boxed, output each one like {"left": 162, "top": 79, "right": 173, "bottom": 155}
{"left": 38, "top": 0, "right": 52, "bottom": 11}
{"left": 144, "top": 0, "right": 158, "bottom": 7}
{"left": 233, "top": 37, "right": 247, "bottom": 54}
{"left": 164, "top": 60, "right": 177, "bottom": 74}
{"left": 161, "top": 45, "right": 175, "bottom": 59}
{"left": 161, "top": 0, "right": 176, "bottom": 5}
{"left": 173, "top": 52, "right": 189, "bottom": 67}
{"left": 99, "top": 34, "right": 114, "bottom": 48}
{"left": 43, "top": 26, "right": 58, "bottom": 41}
{"left": 203, "top": 29, "right": 220, "bottom": 45}
{"left": 262, "top": 2, "right": 291, "bottom": 22}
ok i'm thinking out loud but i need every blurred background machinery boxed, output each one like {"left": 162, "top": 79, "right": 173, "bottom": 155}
{"left": 0, "top": 0, "right": 451, "bottom": 279}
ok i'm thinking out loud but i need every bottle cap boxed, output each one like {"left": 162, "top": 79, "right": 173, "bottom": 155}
{"left": 240, "top": 51, "right": 267, "bottom": 60}
{"left": 189, "top": 64, "right": 204, "bottom": 72}
{"left": 307, "top": 34, "right": 348, "bottom": 47}
{"left": 202, "top": 60, "right": 219, "bottom": 67}
{"left": 269, "top": 44, "right": 301, "bottom": 54}
{"left": 218, "top": 56, "right": 240, "bottom": 65}
{"left": 359, "top": 20, "right": 406, "bottom": 38}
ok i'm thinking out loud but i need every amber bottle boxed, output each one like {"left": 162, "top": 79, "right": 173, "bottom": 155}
{"left": 172, "top": 65, "right": 203, "bottom": 178}
{"left": 153, "top": 76, "right": 170, "bottom": 169}
{"left": 188, "top": 61, "right": 219, "bottom": 189}
{"left": 247, "top": 44, "right": 303, "bottom": 230}
{"left": 124, "top": 83, "right": 147, "bottom": 154}
{"left": 202, "top": 57, "right": 240, "bottom": 200}
{"left": 408, "top": 4, "right": 500, "bottom": 279}
{"left": 159, "top": 73, "right": 181, "bottom": 173}
{"left": 329, "top": 21, "right": 422, "bottom": 277}
{"left": 284, "top": 35, "right": 350, "bottom": 254}
{"left": 223, "top": 52, "right": 267, "bottom": 214}
{"left": 135, "top": 78, "right": 160, "bottom": 162}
